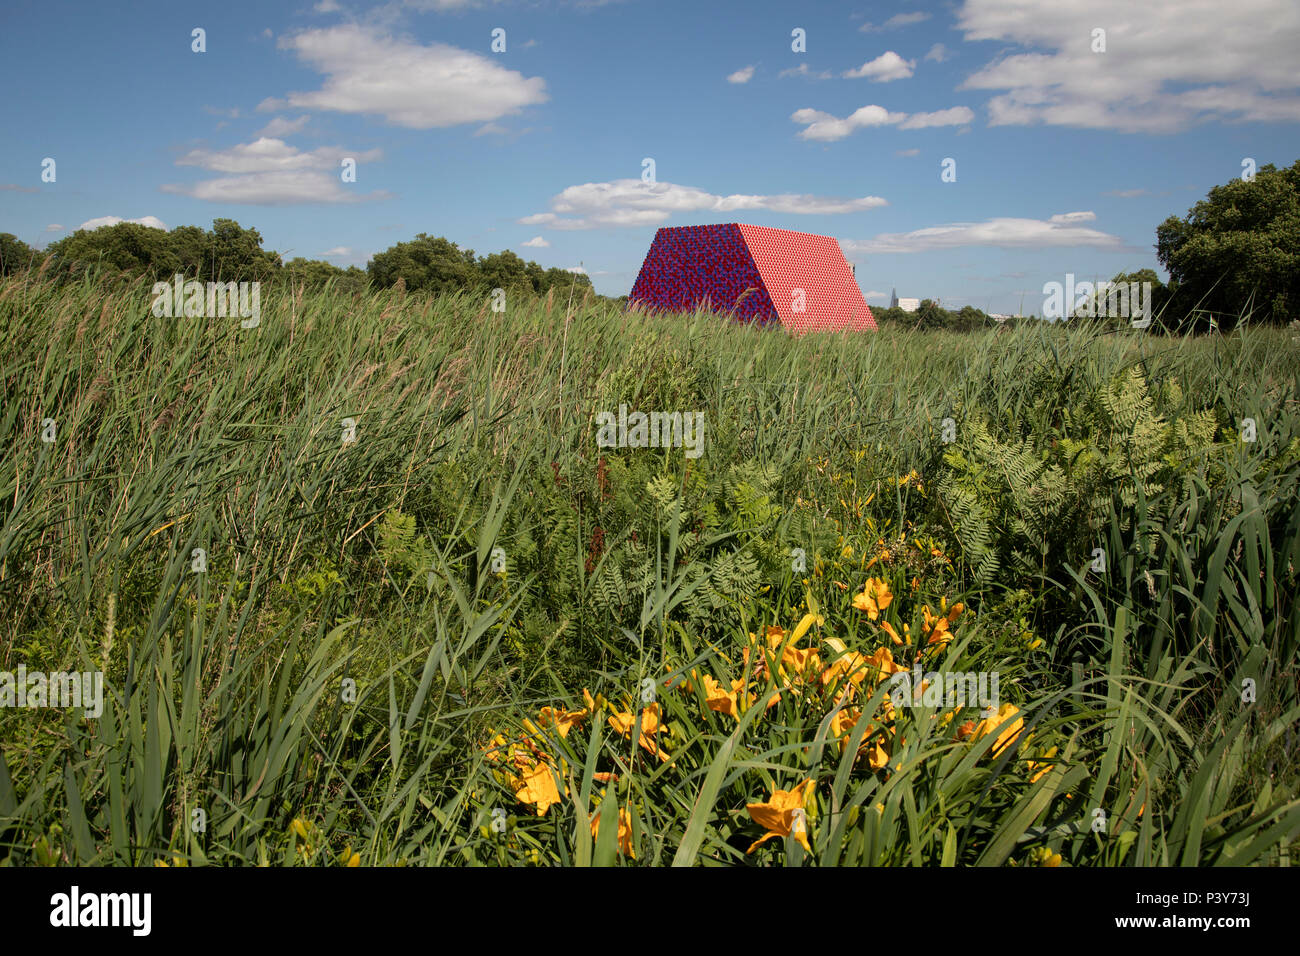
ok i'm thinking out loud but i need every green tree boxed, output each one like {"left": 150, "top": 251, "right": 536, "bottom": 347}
{"left": 367, "top": 234, "right": 477, "bottom": 294}
{"left": 45, "top": 219, "right": 281, "bottom": 283}
{"left": 283, "top": 257, "right": 369, "bottom": 294}
{"left": 477, "top": 250, "right": 532, "bottom": 293}
{"left": 539, "top": 266, "right": 592, "bottom": 298}
{"left": 1102, "top": 268, "right": 1172, "bottom": 329}
{"left": 868, "top": 305, "right": 909, "bottom": 326}
{"left": 954, "top": 305, "right": 989, "bottom": 331}
{"left": 914, "top": 298, "right": 946, "bottom": 330}
{"left": 203, "top": 219, "right": 282, "bottom": 281}
{"left": 0, "top": 233, "right": 43, "bottom": 275}
{"left": 1156, "top": 159, "right": 1300, "bottom": 328}
{"left": 46, "top": 222, "right": 181, "bottom": 279}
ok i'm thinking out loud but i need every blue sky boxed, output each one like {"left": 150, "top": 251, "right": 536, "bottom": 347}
{"left": 3, "top": 0, "right": 1298, "bottom": 313}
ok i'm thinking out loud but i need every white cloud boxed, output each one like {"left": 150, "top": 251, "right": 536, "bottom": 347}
{"left": 895, "top": 148, "right": 921, "bottom": 157}
{"left": 520, "top": 236, "right": 549, "bottom": 247}
{"left": 860, "top": 12, "right": 931, "bottom": 32}
{"left": 1103, "top": 188, "right": 1149, "bottom": 197}
{"left": 175, "top": 138, "right": 381, "bottom": 174}
{"left": 76, "top": 216, "right": 168, "bottom": 232}
{"left": 1048, "top": 211, "right": 1097, "bottom": 223}
{"left": 793, "top": 104, "right": 972, "bottom": 141}
{"left": 778, "top": 63, "right": 832, "bottom": 80}
{"left": 861, "top": 289, "right": 889, "bottom": 300}
{"left": 45, "top": 224, "right": 64, "bottom": 232}
{"left": 957, "top": 0, "right": 1300, "bottom": 132}
{"left": 792, "top": 104, "right": 907, "bottom": 141}
{"left": 314, "top": 0, "right": 341, "bottom": 11}
{"left": 267, "top": 24, "right": 547, "bottom": 129}
{"left": 842, "top": 211, "right": 1121, "bottom": 254}
{"left": 256, "top": 115, "right": 311, "bottom": 137}
{"left": 727, "top": 66, "right": 755, "bottom": 84}
{"left": 843, "top": 51, "right": 915, "bottom": 81}
{"left": 473, "top": 123, "right": 511, "bottom": 136}
{"left": 163, "top": 170, "right": 389, "bottom": 205}
{"left": 164, "top": 137, "right": 390, "bottom": 204}
{"left": 520, "top": 179, "right": 888, "bottom": 230}
{"left": 898, "top": 106, "right": 975, "bottom": 129}
{"left": 323, "top": 246, "right": 352, "bottom": 256}
{"left": 924, "top": 43, "right": 951, "bottom": 63}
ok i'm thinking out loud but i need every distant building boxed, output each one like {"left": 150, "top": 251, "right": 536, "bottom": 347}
{"left": 889, "top": 289, "right": 921, "bottom": 312}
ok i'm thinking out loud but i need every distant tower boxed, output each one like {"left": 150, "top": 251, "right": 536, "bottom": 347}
{"left": 890, "top": 287, "right": 899, "bottom": 309}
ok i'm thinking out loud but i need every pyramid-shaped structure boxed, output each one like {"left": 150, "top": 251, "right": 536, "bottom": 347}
{"left": 628, "top": 223, "right": 876, "bottom": 333}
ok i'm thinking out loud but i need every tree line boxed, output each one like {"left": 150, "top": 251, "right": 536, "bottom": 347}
{"left": 0, "top": 220, "right": 594, "bottom": 301}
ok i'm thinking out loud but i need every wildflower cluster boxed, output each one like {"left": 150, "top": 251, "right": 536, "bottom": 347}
{"left": 481, "top": 575, "right": 1058, "bottom": 861}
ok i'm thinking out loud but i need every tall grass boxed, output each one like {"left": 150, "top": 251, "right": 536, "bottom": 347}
{"left": 1, "top": 270, "right": 1296, "bottom": 865}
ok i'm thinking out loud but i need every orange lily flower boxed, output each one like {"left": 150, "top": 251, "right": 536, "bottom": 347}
{"left": 590, "top": 805, "right": 636, "bottom": 858}
{"left": 745, "top": 779, "right": 816, "bottom": 854}
{"left": 920, "top": 598, "right": 966, "bottom": 650}
{"left": 608, "top": 703, "right": 670, "bottom": 762}
{"left": 702, "top": 674, "right": 752, "bottom": 719}
{"left": 971, "top": 703, "right": 1025, "bottom": 760}
{"left": 863, "top": 646, "right": 907, "bottom": 682}
{"left": 878, "top": 621, "right": 905, "bottom": 645}
{"left": 533, "top": 704, "right": 586, "bottom": 739}
{"left": 1028, "top": 745, "right": 1058, "bottom": 784}
{"left": 746, "top": 621, "right": 822, "bottom": 685}
{"left": 512, "top": 758, "right": 565, "bottom": 816}
{"left": 829, "top": 707, "right": 895, "bottom": 770}
{"left": 852, "top": 578, "right": 894, "bottom": 620}
{"left": 821, "top": 652, "right": 872, "bottom": 694}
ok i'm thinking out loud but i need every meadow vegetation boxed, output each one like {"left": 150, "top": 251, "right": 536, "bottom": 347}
{"left": 1, "top": 268, "right": 1297, "bottom": 866}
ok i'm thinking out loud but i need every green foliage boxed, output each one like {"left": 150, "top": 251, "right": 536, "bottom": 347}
{"left": 936, "top": 361, "right": 1226, "bottom": 585}
{"left": 377, "top": 508, "right": 432, "bottom": 587}
{"left": 45, "top": 218, "right": 283, "bottom": 283}
{"left": 0, "top": 271, "right": 1296, "bottom": 866}
{"left": 205, "top": 218, "right": 283, "bottom": 282}
{"left": 35, "top": 219, "right": 597, "bottom": 305}
{"left": 1157, "top": 159, "right": 1300, "bottom": 328}
{"left": 366, "top": 233, "right": 477, "bottom": 295}
{"left": 596, "top": 331, "right": 709, "bottom": 411}
{"left": 366, "top": 233, "right": 592, "bottom": 299}
{"left": 0, "top": 233, "right": 42, "bottom": 276}
{"left": 281, "top": 258, "right": 368, "bottom": 295}
{"left": 873, "top": 300, "right": 996, "bottom": 331}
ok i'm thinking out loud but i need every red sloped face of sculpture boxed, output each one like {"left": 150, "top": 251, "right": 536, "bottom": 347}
{"left": 736, "top": 224, "right": 876, "bottom": 333}
{"left": 627, "top": 223, "right": 875, "bottom": 334}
